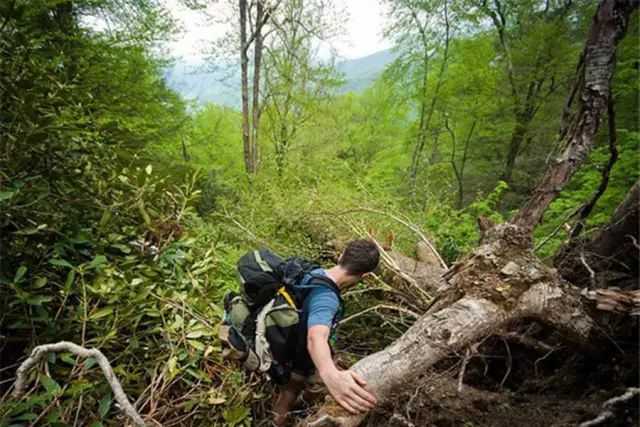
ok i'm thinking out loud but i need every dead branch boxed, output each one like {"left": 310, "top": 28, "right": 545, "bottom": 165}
{"left": 569, "top": 97, "right": 619, "bottom": 239}
{"left": 332, "top": 207, "right": 447, "bottom": 269}
{"left": 13, "top": 341, "right": 145, "bottom": 427}
{"left": 456, "top": 348, "right": 472, "bottom": 393}
{"left": 339, "top": 304, "right": 420, "bottom": 325}
{"left": 579, "top": 387, "right": 640, "bottom": 427}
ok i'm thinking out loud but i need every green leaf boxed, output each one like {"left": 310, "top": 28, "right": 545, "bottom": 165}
{"left": 14, "top": 266, "right": 27, "bottom": 283}
{"left": 187, "top": 339, "right": 205, "bottom": 351}
{"left": 60, "top": 353, "right": 76, "bottom": 365}
{"left": 186, "top": 330, "right": 205, "bottom": 339}
{"left": 0, "top": 191, "right": 15, "bottom": 201}
{"left": 111, "top": 243, "right": 131, "bottom": 254}
{"left": 223, "top": 406, "right": 250, "bottom": 426}
{"left": 14, "top": 412, "right": 38, "bottom": 421}
{"left": 86, "top": 255, "right": 107, "bottom": 270}
{"left": 50, "top": 258, "right": 74, "bottom": 269}
{"left": 98, "top": 394, "right": 112, "bottom": 418}
{"left": 40, "top": 375, "right": 61, "bottom": 395}
{"left": 46, "top": 407, "right": 62, "bottom": 423}
{"left": 89, "top": 307, "right": 113, "bottom": 320}
{"left": 33, "top": 277, "right": 48, "bottom": 289}
{"left": 64, "top": 270, "right": 76, "bottom": 291}
{"left": 145, "top": 164, "right": 153, "bottom": 175}
{"left": 84, "top": 357, "right": 97, "bottom": 369}
{"left": 26, "top": 295, "right": 53, "bottom": 305}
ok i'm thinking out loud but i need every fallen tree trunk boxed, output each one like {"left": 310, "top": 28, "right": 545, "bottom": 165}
{"left": 303, "top": 225, "right": 595, "bottom": 427}
{"left": 300, "top": 1, "right": 637, "bottom": 425}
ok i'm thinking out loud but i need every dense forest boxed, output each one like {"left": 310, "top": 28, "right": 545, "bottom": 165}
{"left": 0, "top": 0, "right": 638, "bottom": 426}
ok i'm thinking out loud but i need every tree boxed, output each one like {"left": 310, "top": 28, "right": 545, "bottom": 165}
{"left": 238, "top": 0, "right": 277, "bottom": 174}
{"left": 471, "top": 0, "right": 587, "bottom": 188}
{"left": 261, "top": 0, "right": 343, "bottom": 173}
{"left": 383, "top": 0, "right": 454, "bottom": 197}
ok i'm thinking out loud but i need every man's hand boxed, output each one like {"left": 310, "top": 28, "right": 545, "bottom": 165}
{"left": 321, "top": 368, "right": 377, "bottom": 414}
{"left": 307, "top": 324, "right": 378, "bottom": 414}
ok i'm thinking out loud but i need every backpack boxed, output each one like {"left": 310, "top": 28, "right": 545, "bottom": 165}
{"left": 220, "top": 249, "right": 342, "bottom": 383}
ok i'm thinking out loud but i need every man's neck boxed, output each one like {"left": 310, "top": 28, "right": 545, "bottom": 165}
{"left": 324, "top": 265, "right": 351, "bottom": 289}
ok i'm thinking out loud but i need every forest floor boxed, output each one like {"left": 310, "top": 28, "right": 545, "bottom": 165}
{"left": 279, "top": 321, "right": 639, "bottom": 427}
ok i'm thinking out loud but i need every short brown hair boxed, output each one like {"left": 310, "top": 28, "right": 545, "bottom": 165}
{"left": 339, "top": 239, "right": 380, "bottom": 275}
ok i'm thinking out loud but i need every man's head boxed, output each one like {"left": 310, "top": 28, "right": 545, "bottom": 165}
{"left": 337, "top": 239, "right": 380, "bottom": 286}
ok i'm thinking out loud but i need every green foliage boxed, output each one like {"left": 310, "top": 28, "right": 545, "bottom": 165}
{"left": 1, "top": 0, "right": 638, "bottom": 425}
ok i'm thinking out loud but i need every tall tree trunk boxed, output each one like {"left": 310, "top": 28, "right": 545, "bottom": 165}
{"left": 408, "top": 0, "right": 450, "bottom": 197}
{"left": 239, "top": 0, "right": 252, "bottom": 174}
{"left": 300, "top": 2, "right": 638, "bottom": 425}
{"left": 408, "top": 48, "right": 430, "bottom": 195}
{"left": 250, "top": 0, "right": 265, "bottom": 174}
{"left": 500, "top": 111, "right": 534, "bottom": 184}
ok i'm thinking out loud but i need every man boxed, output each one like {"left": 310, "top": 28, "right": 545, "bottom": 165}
{"left": 273, "top": 239, "right": 380, "bottom": 426}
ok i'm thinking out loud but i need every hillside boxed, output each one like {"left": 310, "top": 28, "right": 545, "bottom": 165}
{"left": 163, "top": 49, "right": 397, "bottom": 108}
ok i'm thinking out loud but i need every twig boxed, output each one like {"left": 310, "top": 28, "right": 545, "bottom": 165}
{"left": 580, "top": 252, "right": 596, "bottom": 289}
{"left": 339, "top": 304, "right": 420, "bottom": 325}
{"left": 501, "top": 332, "right": 555, "bottom": 353}
{"left": 457, "top": 348, "right": 472, "bottom": 393}
{"left": 627, "top": 235, "right": 640, "bottom": 251}
{"left": 534, "top": 205, "right": 582, "bottom": 252}
{"left": 579, "top": 387, "right": 640, "bottom": 427}
{"left": 499, "top": 338, "right": 512, "bottom": 389}
{"left": 534, "top": 347, "right": 558, "bottom": 377}
{"left": 13, "top": 341, "right": 145, "bottom": 427}
{"left": 330, "top": 207, "right": 447, "bottom": 269}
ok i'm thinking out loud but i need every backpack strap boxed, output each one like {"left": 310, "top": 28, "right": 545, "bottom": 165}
{"left": 305, "top": 273, "right": 343, "bottom": 304}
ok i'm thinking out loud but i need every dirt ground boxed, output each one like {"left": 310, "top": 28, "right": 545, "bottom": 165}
{"left": 273, "top": 318, "right": 639, "bottom": 427}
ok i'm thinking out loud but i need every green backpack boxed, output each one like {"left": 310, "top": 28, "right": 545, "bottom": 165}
{"left": 220, "top": 249, "right": 341, "bottom": 383}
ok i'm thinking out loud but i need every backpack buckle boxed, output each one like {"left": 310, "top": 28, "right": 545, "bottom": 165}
{"left": 277, "top": 287, "right": 297, "bottom": 309}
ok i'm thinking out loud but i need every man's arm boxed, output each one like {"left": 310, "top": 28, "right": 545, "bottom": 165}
{"left": 307, "top": 324, "right": 377, "bottom": 414}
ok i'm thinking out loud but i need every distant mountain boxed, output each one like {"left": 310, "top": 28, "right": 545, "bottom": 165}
{"left": 163, "top": 60, "right": 241, "bottom": 108}
{"left": 335, "top": 49, "right": 397, "bottom": 93}
{"left": 163, "top": 49, "right": 397, "bottom": 109}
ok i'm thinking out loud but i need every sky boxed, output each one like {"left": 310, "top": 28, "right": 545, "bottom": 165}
{"left": 164, "top": 0, "right": 392, "bottom": 61}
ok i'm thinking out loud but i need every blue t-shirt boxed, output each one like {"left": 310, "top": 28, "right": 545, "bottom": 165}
{"left": 298, "top": 269, "right": 340, "bottom": 328}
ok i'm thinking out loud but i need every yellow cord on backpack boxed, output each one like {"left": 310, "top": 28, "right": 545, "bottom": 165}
{"left": 277, "top": 287, "right": 297, "bottom": 309}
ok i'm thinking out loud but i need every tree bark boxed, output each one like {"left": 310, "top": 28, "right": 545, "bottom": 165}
{"left": 512, "top": 0, "right": 638, "bottom": 231}
{"left": 250, "top": 0, "right": 265, "bottom": 174}
{"left": 239, "top": 0, "right": 253, "bottom": 174}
